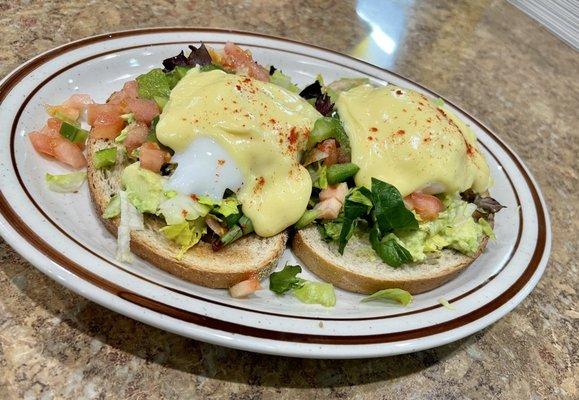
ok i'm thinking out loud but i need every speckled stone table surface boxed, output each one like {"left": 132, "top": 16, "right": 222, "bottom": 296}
{"left": 0, "top": 1, "right": 577, "bottom": 399}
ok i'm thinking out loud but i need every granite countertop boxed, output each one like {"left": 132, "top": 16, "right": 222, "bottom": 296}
{"left": 0, "top": 0, "right": 577, "bottom": 398}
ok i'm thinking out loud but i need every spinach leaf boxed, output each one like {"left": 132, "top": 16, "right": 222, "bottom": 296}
{"left": 338, "top": 191, "right": 372, "bottom": 254}
{"left": 369, "top": 228, "right": 413, "bottom": 267}
{"left": 371, "top": 178, "right": 418, "bottom": 233}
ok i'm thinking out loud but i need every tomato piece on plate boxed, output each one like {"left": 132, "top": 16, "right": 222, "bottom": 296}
{"left": 52, "top": 137, "right": 87, "bottom": 169}
{"left": 229, "top": 277, "right": 261, "bottom": 298}
{"left": 29, "top": 132, "right": 56, "bottom": 157}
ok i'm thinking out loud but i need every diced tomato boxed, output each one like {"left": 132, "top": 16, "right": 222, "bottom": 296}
{"left": 108, "top": 81, "right": 139, "bottom": 112}
{"left": 87, "top": 104, "right": 123, "bottom": 125}
{"left": 222, "top": 42, "right": 253, "bottom": 69}
{"left": 139, "top": 142, "right": 169, "bottom": 172}
{"left": 127, "top": 98, "right": 159, "bottom": 124}
{"left": 90, "top": 114, "right": 125, "bottom": 139}
{"left": 229, "top": 277, "right": 261, "bottom": 298}
{"left": 404, "top": 192, "right": 445, "bottom": 221}
{"left": 122, "top": 80, "right": 139, "bottom": 99}
{"left": 317, "top": 139, "right": 339, "bottom": 166}
{"left": 221, "top": 42, "right": 269, "bottom": 81}
{"left": 52, "top": 138, "right": 87, "bottom": 168}
{"left": 29, "top": 132, "right": 56, "bottom": 156}
{"left": 87, "top": 104, "right": 125, "bottom": 139}
{"left": 62, "top": 94, "right": 94, "bottom": 111}
{"left": 247, "top": 62, "right": 270, "bottom": 82}
{"left": 123, "top": 122, "right": 150, "bottom": 153}
{"left": 29, "top": 129, "right": 86, "bottom": 168}
{"left": 43, "top": 118, "right": 62, "bottom": 136}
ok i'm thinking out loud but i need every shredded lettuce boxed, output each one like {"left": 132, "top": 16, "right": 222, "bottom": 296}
{"left": 439, "top": 297, "right": 455, "bottom": 310}
{"left": 159, "top": 218, "right": 206, "bottom": 259}
{"left": 293, "top": 282, "right": 336, "bottom": 307}
{"left": 478, "top": 218, "right": 495, "bottom": 239}
{"left": 45, "top": 171, "right": 86, "bottom": 193}
{"left": 269, "top": 265, "right": 336, "bottom": 307}
{"left": 116, "top": 190, "right": 144, "bottom": 262}
{"left": 361, "top": 288, "right": 413, "bottom": 306}
{"left": 158, "top": 194, "right": 210, "bottom": 225}
{"left": 198, "top": 196, "right": 240, "bottom": 217}
{"left": 269, "top": 70, "right": 300, "bottom": 93}
{"left": 102, "top": 194, "right": 120, "bottom": 219}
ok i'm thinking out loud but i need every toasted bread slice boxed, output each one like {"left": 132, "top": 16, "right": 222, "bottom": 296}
{"left": 86, "top": 138, "right": 287, "bottom": 288}
{"left": 293, "top": 226, "right": 489, "bottom": 294}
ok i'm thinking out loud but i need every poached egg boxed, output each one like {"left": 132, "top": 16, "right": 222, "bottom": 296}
{"left": 156, "top": 68, "right": 320, "bottom": 237}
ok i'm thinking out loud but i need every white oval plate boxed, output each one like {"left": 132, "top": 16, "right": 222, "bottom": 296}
{"left": 0, "top": 28, "right": 551, "bottom": 358}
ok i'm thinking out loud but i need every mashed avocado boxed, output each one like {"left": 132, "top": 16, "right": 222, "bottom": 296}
{"left": 397, "top": 194, "right": 489, "bottom": 261}
{"left": 121, "top": 162, "right": 164, "bottom": 214}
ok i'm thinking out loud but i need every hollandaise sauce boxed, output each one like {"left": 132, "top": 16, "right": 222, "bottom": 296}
{"left": 336, "top": 84, "right": 491, "bottom": 196}
{"left": 156, "top": 69, "right": 320, "bottom": 237}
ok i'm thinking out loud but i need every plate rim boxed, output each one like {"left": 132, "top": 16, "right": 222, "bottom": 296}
{"left": 0, "top": 27, "right": 552, "bottom": 358}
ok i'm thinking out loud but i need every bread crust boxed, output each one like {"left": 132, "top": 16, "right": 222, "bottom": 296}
{"left": 87, "top": 137, "right": 287, "bottom": 288}
{"left": 292, "top": 225, "right": 490, "bottom": 295}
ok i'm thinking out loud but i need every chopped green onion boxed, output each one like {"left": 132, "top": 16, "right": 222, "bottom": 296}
{"left": 94, "top": 148, "right": 117, "bottom": 169}
{"left": 220, "top": 215, "right": 254, "bottom": 247}
{"left": 295, "top": 209, "right": 320, "bottom": 229}
{"left": 59, "top": 121, "right": 88, "bottom": 144}
{"left": 327, "top": 163, "right": 359, "bottom": 185}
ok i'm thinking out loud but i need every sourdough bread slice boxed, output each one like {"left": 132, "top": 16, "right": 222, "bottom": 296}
{"left": 293, "top": 226, "right": 489, "bottom": 294}
{"left": 86, "top": 138, "right": 287, "bottom": 288}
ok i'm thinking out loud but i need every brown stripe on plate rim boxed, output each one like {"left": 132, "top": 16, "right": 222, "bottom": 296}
{"left": 0, "top": 29, "right": 548, "bottom": 344}
{"left": 6, "top": 40, "right": 523, "bottom": 321}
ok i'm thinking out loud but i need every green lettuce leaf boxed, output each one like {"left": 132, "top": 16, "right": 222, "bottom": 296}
{"left": 158, "top": 194, "right": 211, "bottom": 225}
{"left": 269, "top": 264, "right": 305, "bottom": 295}
{"left": 159, "top": 219, "right": 206, "bottom": 259}
{"left": 136, "top": 68, "right": 171, "bottom": 100}
{"left": 361, "top": 288, "right": 413, "bottom": 306}
{"left": 293, "top": 282, "right": 336, "bottom": 307}
{"left": 269, "top": 70, "right": 300, "bottom": 93}
{"left": 478, "top": 218, "right": 495, "bottom": 239}
{"left": 198, "top": 196, "right": 240, "bottom": 217}
{"left": 45, "top": 171, "right": 86, "bottom": 193}
{"left": 102, "top": 194, "right": 121, "bottom": 219}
